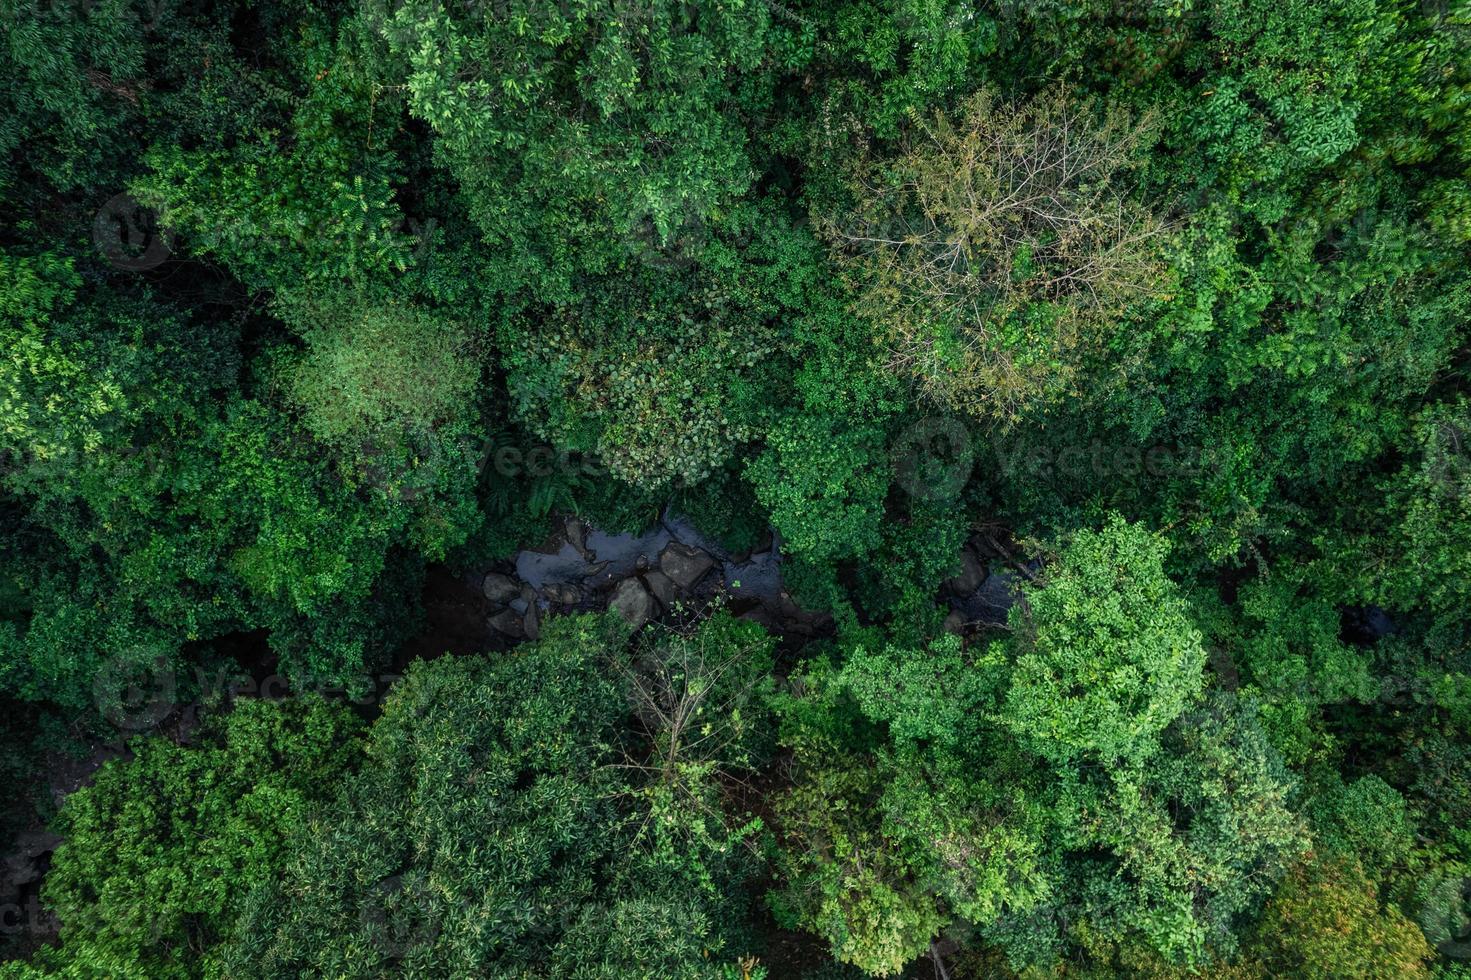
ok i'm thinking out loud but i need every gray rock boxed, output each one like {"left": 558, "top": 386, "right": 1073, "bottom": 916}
{"left": 737, "top": 605, "right": 780, "bottom": 631}
{"left": 943, "top": 608, "right": 966, "bottom": 635}
{"left": 945, "top": 549, "right": 987, "bottom": 596}
{"left": 564, "top": 517, "right": 588, "bottom": 557}
{"left": 483, "top": 572, "right": 520, "bottom": 604}
{"left": 610, "top": 577, "right": 656, "bottom": 628}
{"left": 642, "top": 570, "right": 677, "bottom": 608}
{"left": 523, "top": 603, "right": 541, "bottom": 641}
{"left": 659, "top": 543, "right": 715, "bottom": 590}
{"left": 541, "top": 583, "right": 582, "bottom": 606}
{"left": 774, "top": 592, "right": 804, "bottom": 620}
{"left": 488, "top": 608, "right": 524, "bottom": 638}
{"left": 970, "top": 532, "right": 1013, "bottom": 561}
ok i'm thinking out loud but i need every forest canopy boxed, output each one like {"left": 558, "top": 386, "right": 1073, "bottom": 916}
{"left": 1, "top": 0, "right": 1470, "bottom": 976}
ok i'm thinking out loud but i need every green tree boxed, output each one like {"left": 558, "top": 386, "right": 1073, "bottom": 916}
{"left": 997, "top": 516, "right": 1206, "bottom": 764}
{"left": 226, "top": 614, "right": 767, "bottom": 978}
{"left": 772, "top": 520, "right": 1302, "bottom": 975}
{"left": 1247, "top": 854, "right": 1434, "bottom": 980}
{"left": 2, "top": 697, "right": 362, "bottom": 978}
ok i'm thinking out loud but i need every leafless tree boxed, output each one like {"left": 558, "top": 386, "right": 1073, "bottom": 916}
{"left": 824, "top": 86, "right": 1174, "bottom": 424}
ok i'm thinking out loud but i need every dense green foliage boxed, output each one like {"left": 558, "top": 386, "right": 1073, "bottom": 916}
{"left": 2, "top": 0, "right": 1470, "bottom": 974}
{"left": 0, "top": 697, "right": 363, "bottom": 977}
{"left": 771, "top": 522, "right": 1305, "bottom": 974}
{"left": 224, "top": 614, "right": 769, "bottom": 979}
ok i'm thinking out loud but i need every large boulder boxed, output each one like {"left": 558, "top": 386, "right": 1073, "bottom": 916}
{"left": 610, "top": 577, "right": 656, "bottom": 628}
{"left": 488, "top": 608, "right": 525, "bottom": 638}
{"left": 944, "top": 548, "right": 987, "bottom": 596}
{"left": 564, "top": 516, "right": 589, "bottom": 558}
{"left": 641, "top": 570, "right": 677, "bottom": 608}
{"left": 541, "top": 582, "right": 583, "bottom": 606}
{"left": 659, "top": 543, "right": 715, "bottom": 590}
{"left": 483, "top": 572, "right": 520, "bottom": 604}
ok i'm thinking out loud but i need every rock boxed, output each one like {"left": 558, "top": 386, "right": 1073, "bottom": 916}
{"left": 610, "top": 577, "right": 656, "bottom": 628}
{"left": 774, "top": 592, "right": 805, "bottom": 620}
{"left": 635, "top": 554, "right": 650, "bottom": 573}
{"left": 970, "top": 532, "right": 1010, "bottom": 560}
{"left": 483, "top": 572, "right": 520, "bottom": 604}
{"left": 659, "top": 543, "right": 715, "bottom": 590}
{"left": 488, "top": 608, "right": 524, "bottom": 638}
{"left": 1206, "top": 644, "right": 1240, "bottom": 692}
{"left": 642, "top": 570, "right": 677, "bottom": 608}
{"left": 737, "top": 605, "right": 780, "bottom": 632}
{"left": 945, "top": 549, "right": 987, "bottom": 596}
{"left": 564, "top": 517, "right": 588, "bottom": 557}
{"left": 542, "top": 583, "right": 582, "bottom": 606}
{"left": 509, "top": 597, "right": 529, "bottom": 614}
{"left": 943, "top": 608, "right": 966, "bottom": 635}
{"left": 9, "top": 831, "right": 60, "bottom": 861}
{"left": 523, "top": 603, "right": 541, "bottom": 641}
{"left": 1343, "top": 605, "right": 1397, "bottom": 645}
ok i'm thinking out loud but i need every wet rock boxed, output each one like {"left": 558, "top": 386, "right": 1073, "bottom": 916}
{"left": 737, "top": 605, "right": 780, "bottom": 632}
{"left": 542, "top": 582, "right": 583, "bottom": 606}
{"left": 584, "top": 527, "right": 673, "bottom": 580}
{"left": 488, "top": 608, "right": 525, "bottom": 638}
{"left": 970, "top": 532, "right": 1010, "bottom": 560}
{"left": 610, "top": 577, "right": 656, "bottom": 628}
{"left": 774, "top": 591, "right": 805, "bottom": 620}
{"left": 642, "top": 570, "right": 677, "bottom": 608}
{"left": 523, "top": 603, "right": 541, "bottom": 641}
{"left": 945, "top": 549, "right": 987, "bottom": 596}
{"left": 660, "top": 543, "right": 715, "bottom": 590}
{"left": 517, "top": 542, "right": 595, "bottom": 587}
{"left": 722, "top": 549, "right": 782, "bottom": 597}
{"left": 483, "top": 572, "right": 520, "bottom": 604}
{"left": 564, "top": 517, "right": 588, "bottom": 557}
{"left": 1206, "top": 644, "right": 1240, "bottom": 692}
{"left": 509, "top": 597, "right": 529, "bottom": 615}
{"left": 943, "top": 608, "right": 966, "bottom": 635}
